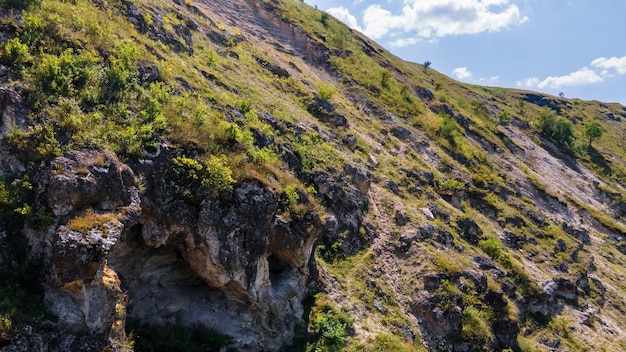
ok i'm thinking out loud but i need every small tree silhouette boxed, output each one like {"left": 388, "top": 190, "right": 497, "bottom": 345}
{"left": 423, "top": 60, "right": 431, "bottom": 72}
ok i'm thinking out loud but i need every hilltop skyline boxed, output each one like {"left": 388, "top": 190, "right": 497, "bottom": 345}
{"left": 305, "top": 0, "right": 626, "bottom": 104}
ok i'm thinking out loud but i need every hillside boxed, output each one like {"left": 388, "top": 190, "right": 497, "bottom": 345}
{"left": 1, "top": 0, "right": 626, "bottom": 351}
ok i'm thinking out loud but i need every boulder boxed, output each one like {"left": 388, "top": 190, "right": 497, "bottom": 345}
{"left": 345, "top": 135, "right": 357, "bottom": 151}
{"left": 254, "top": 56, "right": 290, "bottom": 78}
{"left": 307, "top": 96, "right": 349, "bottom": 127}
{"left": 412, "top": 293, "right": 463, "bottom": 339}
{"left": 457, "top": 218, "right": 483, "bottom": 244}
{"left": 351, "top": 170, "right": 370, "bottom": 195}
{"left": 429, "top": 103, "right": 454, "bottom": 117}
{"left": 390, "top": 126, "right": 412, "bottom": 141}
{"left": 313, "top": 171, "right": 369, "bottom": 255}
{"left": 46, "top": 150, "right": 136, "bottom": 217}
{"left": 561, "top": 223, "right": 591, "bottom": 245}
{"left": 394, "top": 210, "right": 409, "bottom": 226}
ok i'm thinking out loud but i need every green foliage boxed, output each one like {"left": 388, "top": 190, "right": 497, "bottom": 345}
{"left": 30, "top": 48, "right": 101, "bottom": 103}
{"left": 497, "top": 110, "right": 512, "bottom": 126}
{"left": 7, "top": 124, "right": 62, "bottom": 161}
{"left": 309, "top": 305, "right": 352, "bottom": 352}
{"left": 461, "top": 306, "right": 493, "bottom": 345}
{"left": 380, "top": 70, "right": 391, "bottom": 90}
{"left": 170, "top": 155, "right": 235, "bottom": 202}
{"left": 470, "top": 100, "right": 489, "bottom": 119}
{"left": 1, "top": 37, "right": 30, "bottom": 65}
{"left": 478, "top": 237, "right": 502, "bottom": 259}
{"left": 317, "top": 83, "right": 336, "bottom": 101}
{"left": 433, "top": 252, "right": 462, "bottom": 275}
{"left": 440, "top": 178, "right": 464, "bottom": 192}
{"left": 1, "top": 173, "right": 54, "bottom": 232}
{"left": 0, "top": 175, "right": 30, "bottom": 225}
{"left": 103, "top": 39, "right": 139, "bottom": 100}
{"left": 316, "top": 240, "right": 345, "bottom": 264}
{"left": 284, "top": 184, "right": 300, "bottom": 206}
{"left": 436, "top": 114, "right": 458, "bottom": 145}
{"left": 0, "top": 275, "right": 47, "bottom": 334}
{"left": 551, "top": 117, "right": 575, "bottom": 146}
{"left": 478, "top": 237, "right": 514, "bottom": 269}
{"left": 535, "top": 107, "right": 575, "bottom": 146}
{"left": 369, "top": 334, "right": 415, "bottom": 352}
{"left": 248, "top": 147, "right": 277, "bottom": 164}
{"left": 237, "top": 100, "right": 253, "bottom": 114}
{"left": 582, "top": 120, "right": 604, "bottom": 146}
{"left": 293, "top": 132, "right": 340, "bottom": 173}
{"left": 128, "top": 322, "right": 229, "bottom": 352}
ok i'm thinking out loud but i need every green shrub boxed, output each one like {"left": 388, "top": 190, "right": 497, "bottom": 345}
{"left": 203, "top": 155, "right": 236, "bottom": 191}
{"left": 103, "top": 40, "right": 139, "bottom": 100}
{"left": 433, "top": 252, "right": 462, "bottom": 275}
{"left": 170, "top": 155, "right": 236, "bottom": 202}
{"left": 31, "top": 48, "right": 101, "bottom": 101}
{"left": 369, "top": 333, "right": 414, "bottom": 352}
{"left": 470, "top": 100, "right": 489, "bottom": 118}
{"left": 461, "top": 306, "right": 493, "bottom": 344}
{"left": 440, "top": 178, "right": 464, "bottom": 192}
{"left": 380, "top": 70, "right": 391, "bottom": 90}
{"left": 7, "top": 124, "right": 62, "bottom": 161}
{"left": 1, "top": 37, "right": 30, "bottom": 65}
{"left": 436, "top": 114, "right": 458, "bottom": 145}
{"left": 551, "top": 117, "right": 575, "bottom": 146}
{"left": 497, "top": 111, "right": 512, "bottom": 126}
{"left": 0, "top": 175, "right": 32, "bottom": 228}
{"left": 478, "top": 237, "right": 502, "bottom": 259}
{"left": 309, "top": 306, "right": 352, "bottom": 352}
{"left": 284, "top": 184, "right": 300, "bottom": 206}
{"left": 535, "top": 107, "right": 575, "bottom": 146}
{"left": 248, "top": 147, "right": 277, "bottom": 164}
{"left": 317, "top": 83, "right": 336, "bottom": 101}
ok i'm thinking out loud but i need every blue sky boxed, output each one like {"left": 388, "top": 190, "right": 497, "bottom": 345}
{"left": 304, "top": 0, "right": 626, "bottom": 104}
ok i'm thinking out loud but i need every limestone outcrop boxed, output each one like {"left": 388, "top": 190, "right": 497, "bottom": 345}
{"left": 25, "top": 149, "right": 322, "bottom": 351}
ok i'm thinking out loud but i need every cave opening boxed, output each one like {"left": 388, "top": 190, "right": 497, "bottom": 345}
{"left": 268, "top": 254, "right": 292, "bottom": 288}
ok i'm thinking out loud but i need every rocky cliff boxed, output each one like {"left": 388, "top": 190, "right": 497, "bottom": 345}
{"left": 1, "top": 0, "right": 626, "bottom": 351}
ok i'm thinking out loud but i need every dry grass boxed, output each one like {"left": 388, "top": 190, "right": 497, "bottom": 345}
{"left": 67, "top": 210, "right": 118, "bottom": 236}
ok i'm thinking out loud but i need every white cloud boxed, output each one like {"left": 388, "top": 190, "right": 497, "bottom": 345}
{"left": 516, "top": 77, "right": 540, "bottom": 87}
{"left": 389, "top": 37, "right": 421, "bottom": 47}
{"left": 361, "top": 0, "right": 528, "bottom": 43}
{"left": 453, "top": 67, "right": 473, "bottom": 80}
{"left": 327, "top": 7, "right": 363, "bottom": 32}
{"left": 519, "top": 68, "right": 603, "bottom": 89}
{"left": 591, "top": 56, "right": 626, "bottom": 75}
{"left": 362, "top": 4, "right": 396, "bottom": 39}
{"left": 536, "top": 67, "right": 603, "bottom": 89}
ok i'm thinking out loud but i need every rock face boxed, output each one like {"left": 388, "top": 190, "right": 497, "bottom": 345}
{"left": 45, "top": 150, "right": 138, "bottom": 218}
{"left": 15, "top": 150, "right": 141, "bottom": 351}
{"left": 27, "top": 150, "right": 321, "bottom": 351}
{"left": 120, "top": 175, "right": 321, "bottom": 350}
{"left": 313, "top": 169, "right": 370, "bottom": 255}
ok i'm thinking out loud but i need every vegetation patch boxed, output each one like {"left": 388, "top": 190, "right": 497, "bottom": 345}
{"left": 67, "top": 210, "right": 118, "bottom": 236}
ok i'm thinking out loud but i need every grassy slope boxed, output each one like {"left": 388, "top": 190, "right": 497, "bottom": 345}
{"left": 2, "top": 0, "right": 626, "bottom": 351}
